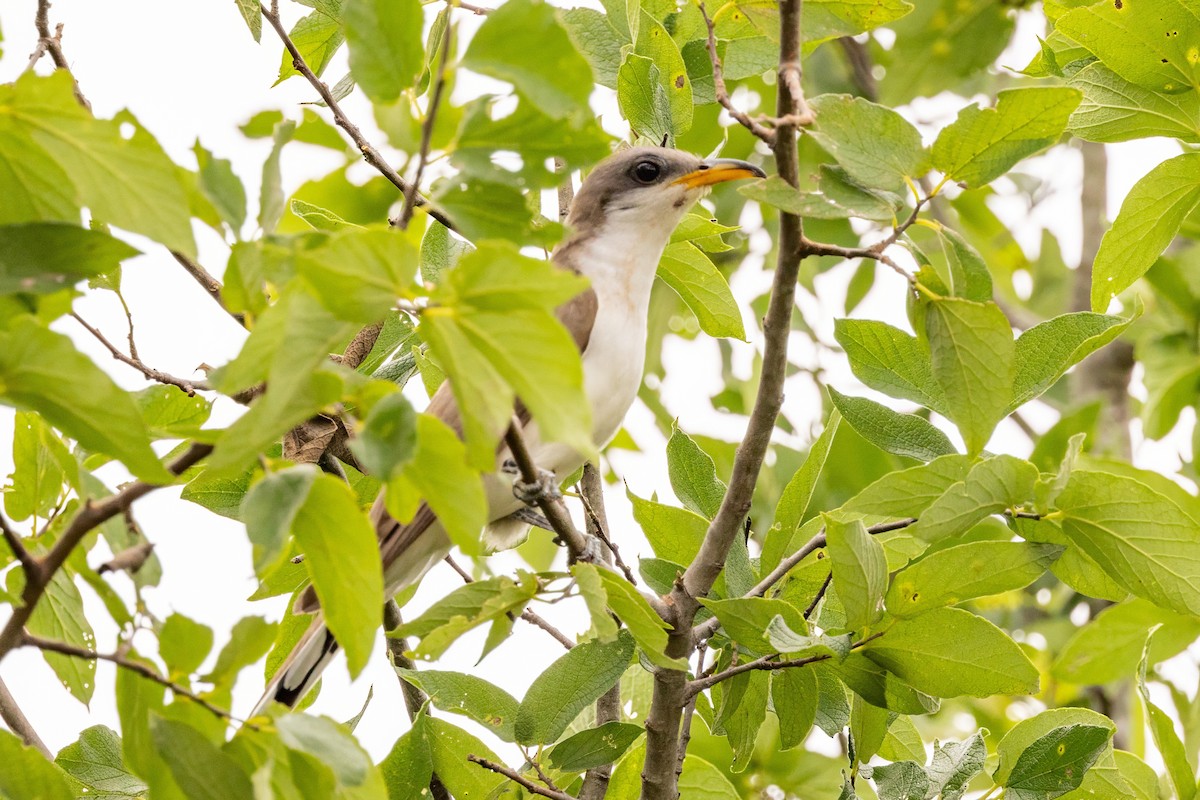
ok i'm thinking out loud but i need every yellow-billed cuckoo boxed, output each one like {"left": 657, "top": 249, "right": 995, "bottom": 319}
{"left": 253, "top": 147, "right": 764, "bottom": 715}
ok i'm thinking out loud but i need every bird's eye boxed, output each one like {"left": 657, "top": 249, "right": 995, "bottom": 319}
{"left": 633, "top": 160, "right": 662, "bottom": 184}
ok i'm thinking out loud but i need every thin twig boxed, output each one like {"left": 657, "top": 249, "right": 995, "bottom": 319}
{"left": 698, "top": 1, "right": 775, "bottom": 144}
{"left": 0, "top": 676, "right": 51, "bottom": 758}
{"left": 467, "top": 756, "right": 575, "bottom": 800}
{"left": 0, "top": 444, "right": 213, "bottom": 663}
{"left": 0, "top": 513, "right": 40, "bottom": 581}
{"left": 71, "top": 313, "right": 209, "bottom": 395}
{"left": 578, "top": 465, "right": 637, "bottom": 585}
{"left": 397, "top": 18, "right": 452, "bottom": 230}
{"left": 686, "top": 632, "right": 884, "bottom": 696}
{"left": 692, "top": 517, "right": 916, "bottom": 644}
{"left": 441, "top": 556, "right": 574, "bottom": 650}
{"left": 674, "top": 642, "right": 706, "bottom": 779}
{"left": 803, "top": 572, "right": 832, "bottom": 619}
{"left": 445, "top": 0, "right": 490, "bottom": 14}
{"left": 21, "top": 633, "right": 246, "bottom": 725}
{"left": 259, "top": 3, "right": 457, "bottom": 232}
{"left": 171, "top": 251, "right": 246, "bottom": 327}
{"left": 32, "top": 1, "right": 89, "bottom": 109}
{"left": 521, "top": 748, "right": 565, "bottom": 795}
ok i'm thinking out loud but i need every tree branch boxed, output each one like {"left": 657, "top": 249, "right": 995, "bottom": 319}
{"left": 71, "top": 313, "right": 209, "bottom": 395}
{"left": 697, "top": 1, "right": 775, "bottom": 144}
{"left": 687, "top": 632, "right": 884, "bottom": 696}
{"left": 396, "top": 18, "right": 452, "bottom": 230}
{"left": 0, "top": 676, "right": 51, "bottom": 758}
{"left": 640, "top": 4, "right": 808, "bottom": 797}
{"left": 467, "top": 755, "right": 575, "bottom": 800}
{"left": 0, "top": 444, "right": 213, "bottom": 663}
{"left": 259, "top": 3, "right": 457, "bottom": 232}
{"left": 503, "top": 421, "right": 597, "bottom": 566}
{"left": 31, "top": 0, "right": 89, "bottom": 109}
{"left": 21, "top": 633, "right": 245, "bottom": 725}
{"left": 0, "top": 513, "right": 40, "bottom": 582}
{"left": 170, "top": 252, "right": 245, "bottom": 327}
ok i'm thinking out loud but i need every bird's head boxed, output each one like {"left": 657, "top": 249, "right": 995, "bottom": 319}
{"left": 564, "top": 147, "right": 766, "bottom": 249}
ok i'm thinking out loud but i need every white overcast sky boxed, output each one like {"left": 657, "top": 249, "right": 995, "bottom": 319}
{"left": 0, "top": 0, "right": 1193, "bottom": 770}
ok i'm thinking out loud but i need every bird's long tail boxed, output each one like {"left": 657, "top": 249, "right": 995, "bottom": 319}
{"left": 249, "top": 613, "right": 340, "bottom": 718}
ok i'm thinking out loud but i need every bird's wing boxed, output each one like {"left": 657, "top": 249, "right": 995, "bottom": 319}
{"left": 293, "top": 285, "right": 600, "bottom": 613}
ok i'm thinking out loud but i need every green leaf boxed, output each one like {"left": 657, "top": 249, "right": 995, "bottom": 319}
{"left": 1139, "top": 631, "right": 1197, "bottom": 800}
{"left": 562, "top": 8, "right": 625, "bottom": 89}
{"left": 805, "top": 0, "right": 914, "bottom": 42}
{"left": 462, "top": 0, "right": 593, "bottom": 118}
{"left": 0, "top": 730, "right": 75, "bottom": 800}
{"left": 397, "top": 669, "right": 519, "bottom": 742}
{"left": 870, "top": 760, "right": 929, "bottom": 800}
{"left": 290, "top": 472, "right": 384, "bottom": 676}
{"left": 414, "top": 715, "right": 504, "bottom": 798}
{"left": 1010, "top": 311, "right": 1135, "bottom": 411}
{"left": 925, "top": 298, "right": 1014, "bottom": 454}
{"left": 296, "top": 228, "right": 419, "bottom": 323}
{"left": 232, "top": 0, "right": 261, "bottom": 42}
{"left": 432, "top": 179, "right": 550, "bottom": 247}
{"left": 573, "top": 563, "right": 684, "bottom": 669}
{"left": 21, "top": 570, "right": 95, "bottom": 704}
{"left": 1056, "top": 0, "right": 1200, "bottom": 95}
{"left": 719, "top": 670, "right": 768, "bottom": 772}
{"left": 242, "top": 466, "right": 318, "bottom": 578}
{"left": 379, "top": 728, "right": 433, "bottom": 800}
{"left": 0, "top": 222, "right": 138, "bottom": 295}
{"left": 0, "top": 124, "right": 78, "bottom": 226}
{"left": 995, "top": 708, "right": 1116, "bottom": 787}
{"left": 1054, "top": 598, "right": 1200, "bottom": 686}
{"left": 5, "top": 411, "right": 74, "bottom": 523}
{"left": 387, "top": 413, "right": 487, "bottom": 556}
{"left": 887, "top": 541, "right": 1062, "bottom": 618}
{"left": 843, "top": 453, "right": 972, "bottom": 519}
{"left": 658, "top": 242, "right": 746, "bottom": 340}
{"left": 667, "top": 425, "right": 726, "bottom": 519}
{"left": 618, "top": 54, "right": 674, "bottom": 144}
{"left": 135, "top": 386, "right": 211, "bottom": 440}
{"left": 807, "top": 94, "right": 926, "bottom": 192}
{"left": 826, "top": 516, "right": 887, "bottom": 630}
{"left": 514, "top": 631, "right": 634, "bottom": 745}
{"left": 151, "top": 718, "right": 253, "bottom": 800}
{"left": 1056, "top": 470, "right": 1200, "bottom": 616}
{"left": 396, "top": 574, "right": 539, "bottom": 660}
{"left": 931, "top": 88, "right": 1081, "bottom": 188}
{"left": 906, "top": 455, "right": 1038, "bottom": 543}
{"left": 275, "top": 713, "right": 385, "bottom": 794}
{"left": 828, "top": 388, "right": 956, "bottom": 462}
{"left": 0, "top": 72, "right": 196, "bottom": 255}
{"left": 546, "top": 722, "right": 644, "bottom": 772}
{"left": 740, "top": 172, "right": 903, "bottom": 223}
{"left": 825, "top": 652, "right": 937, "bottom": 715}
{"left": 342, "top": 0, "right": 422, "bottom": 103}
{"left": 193, "top": 142, "right": 247, "bottom": 235}
{"left": 276, "top": 6, "right": 344, "bottom": 84}
{"left": 1002, "top": 725, "right": 1112, "bottom": 800}
{"left": 701, "top": 597, "right": 809, "bottom": 655}
{"left": 1090, "top": 153, "right": 1200, "bottom": 311}
{"left": 202, "top": 616, "right": 276, "bottom": 689}
{"left": 257, "top": 119, "right": 295, "bottom": 236}
{"left": 862, "top": 607, "right": 1040, "bottom": 698}
{"left": 350, "top": 392, "right": 417, "bottom": 480}
{"left": 452, "top": 97, "right": 610, "bottom": 187}
{"left": 420, "top": 242, "right": 591, "bottom": 468}
{"left": 833, "top": 319, "right": 945, "bottom": 413}
{"left": 927, "top": 732, "right": 986, "bottom": 800}
{"left": 850, "top": 693, "right": 890, "bottom": 765}
{"left": 56, "top": 725, "right": 147, "bottom": 798}
{"left": 420, "top": 221, "right": 473, "bottom": 287}
{"left": 628, "top": 487, "right": 708, "bottom": 564}
{"left": 633, "top": 12, "right": 692, "bottom": 134}
{"left": 158, "top": 613, "right": 214, "bottom": 677}
{"left": 766, "top": 617, "right": 853, "bottom": 660}
{"left": 772, "top": 669, "right": 817, "bottom": 750}
{"left": 1068, "top": 61, "right": 1200, "bottom": 144}
{"left": 763, "top": 409, "right": 840, "bottom": 571}
{"left": 0, "top": 319, "right": 167, "bottom": 481}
